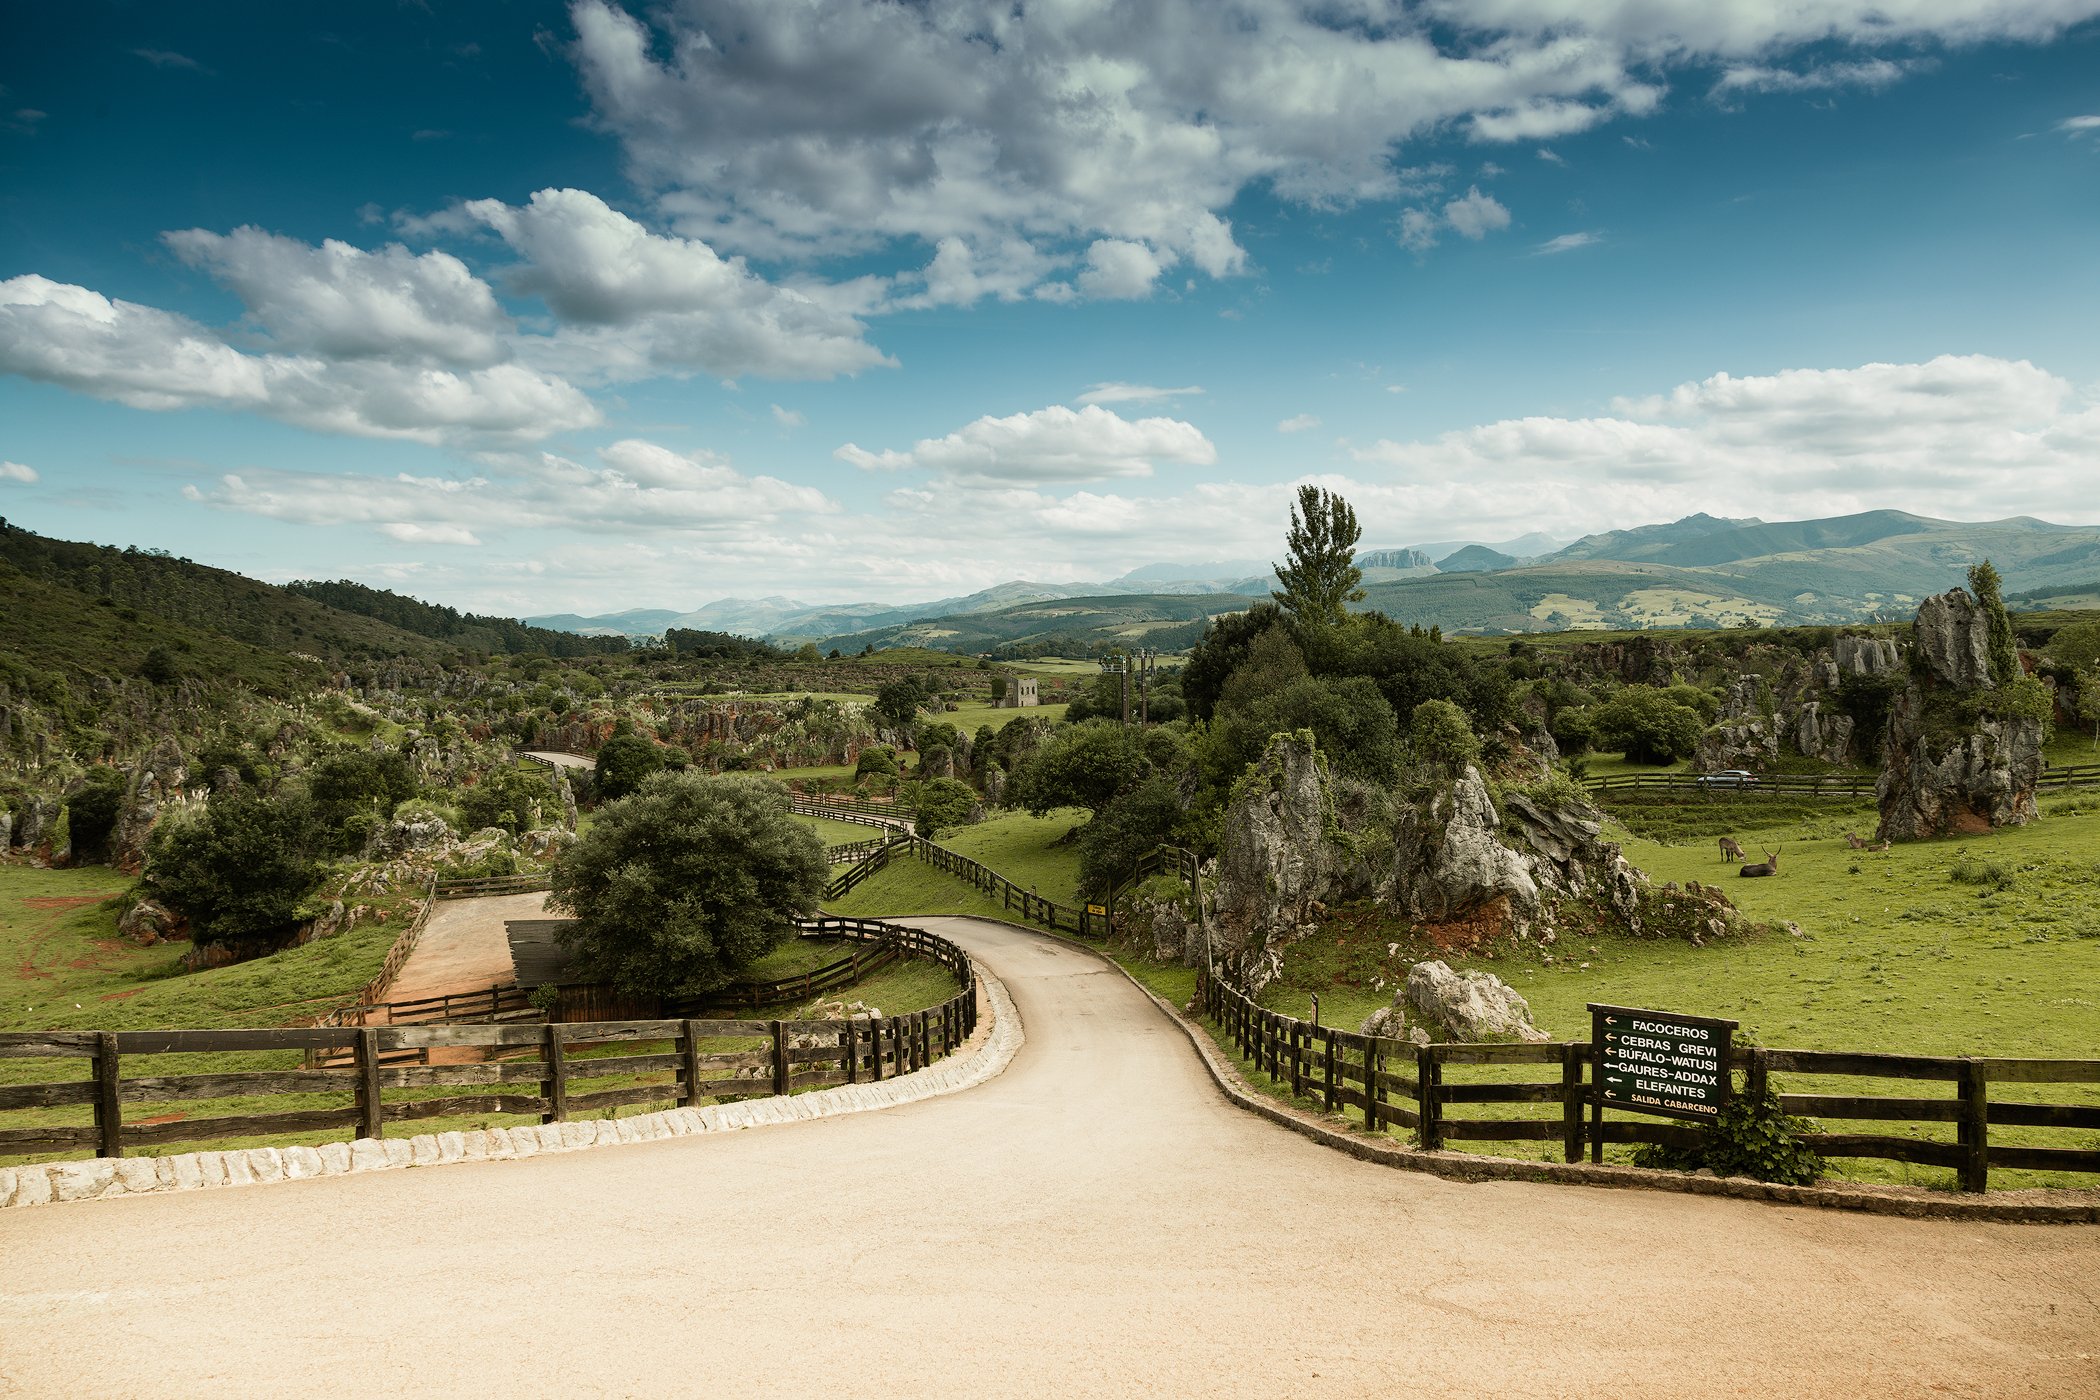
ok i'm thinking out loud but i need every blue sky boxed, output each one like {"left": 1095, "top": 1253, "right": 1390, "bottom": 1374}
{"left": 2, "top": 1, "right": 2097, "bottom": 615}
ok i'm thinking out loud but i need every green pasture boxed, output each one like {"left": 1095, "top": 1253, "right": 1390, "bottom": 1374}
{"left": 940, "top": 699, "right": 1070, "bottom": 732}
{"left": 794, "top": 812, "right": 882, "bottom": 846}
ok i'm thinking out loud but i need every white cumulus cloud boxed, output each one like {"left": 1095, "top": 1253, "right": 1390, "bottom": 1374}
{"left": 1277, "top": 414, "right": 1322, "bottom": 433}
{"left": 0, "top": 274, "right": 599, "bottom": 445}
{"left": 0, "top": 460, "right": 37, "bottom": 484}
{"left": 573, "top": 0, "right": 2077, "bottom": 298}
{"left": 836, "top": 403, "right": 1216, "bottom": 485}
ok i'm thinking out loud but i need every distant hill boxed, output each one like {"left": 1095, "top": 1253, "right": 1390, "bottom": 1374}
{"left": 1434, "top": 545, "right": 1517, "bottom": 573}
{"left": 808, "top": 510, "right": 2100, "bottom": 649}
{"left": 818, "top": 592, "right": 1252, "bottom": 657}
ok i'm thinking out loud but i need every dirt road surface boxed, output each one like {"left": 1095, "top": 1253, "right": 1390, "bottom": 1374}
{"left": 2, "top": 916, "right": 2093, "bottom": 1398}
{"left": 383, "top": 890, "right": 549, "bottom": 1007}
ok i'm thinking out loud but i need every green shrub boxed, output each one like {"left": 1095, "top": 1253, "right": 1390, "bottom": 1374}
{"left": 1632, "top": 1081, "right": 1824, "bottom": 1185}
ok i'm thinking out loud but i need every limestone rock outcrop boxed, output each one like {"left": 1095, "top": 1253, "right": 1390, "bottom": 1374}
{"left": 1390, "top": 767, "right": 1539, "bottom": 928}
{"left": 1360, "top": 960, "right": 1549, "bottom": 1044}
{"left": 1210, "top": 732, "right": 1336, "bottom": 962}
{"left": 109, "top": 738, "right": 190, "bottom": 873}
{"left": 1877, "top": 588, "right": 2044, "bottom": 841}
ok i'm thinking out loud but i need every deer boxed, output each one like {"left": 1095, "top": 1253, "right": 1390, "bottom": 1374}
{"left": 1843, "top": 831, "right": 1868, "bottom": 849}
{"left": 1738, "top": 848, "right": 1780, "bottom": 878}
{"left": 1718, "top": 836, "right": 1746, "bottom": 863}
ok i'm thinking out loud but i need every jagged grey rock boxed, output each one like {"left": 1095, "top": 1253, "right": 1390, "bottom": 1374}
{"left": 1878, "top": 588, "right": 2044, "bottom": 841}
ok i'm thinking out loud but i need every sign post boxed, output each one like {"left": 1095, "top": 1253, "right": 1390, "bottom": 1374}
{"left": 1587, "top": 1003, "right": 1736, "bottom": 1164}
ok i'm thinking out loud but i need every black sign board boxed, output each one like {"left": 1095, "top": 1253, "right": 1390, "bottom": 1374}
{"left": 1589, "top": 1003, "right": 1736, "bottom": 1122}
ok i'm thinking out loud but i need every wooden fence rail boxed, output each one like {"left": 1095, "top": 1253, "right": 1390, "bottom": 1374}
{"left": 1583, "top": 763, "right": 2100, "bottom": 798}
{"left": 825, "top": 836, "right": 894, "bottom": 866}
{"left": 434, "top": 873, "right": 552, "bottom": 900}
{"left": 0, "top": 918, "right": 977, "bottom": 1164}
{"left": 1196, "top": 964, "right": 2100, "bottom": 1192}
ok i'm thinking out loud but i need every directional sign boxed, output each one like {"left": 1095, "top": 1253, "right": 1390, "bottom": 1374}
{"left": 1085, "top": 904, "right": 1107, "bottom": 917}
{"left": 1589, "top": 1003, "right": 1736, "bottom": 1123}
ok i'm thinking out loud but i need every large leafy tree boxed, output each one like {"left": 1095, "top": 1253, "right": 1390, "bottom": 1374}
{"left": 1007, "top": 720, "right": 1153, "bottom": 818}
{"left": 1271, "top": 485, "right": 1364, "bottom": 639}
{"left": 1591, "top": 686, "right": 1706, "bottom": 765}
{"left": 146, "top": 795, "right": 324, "bottom": 944}
{"left": 549, "top": 772, "right": 827, "bottom": 998}
{"left": 593, "top": 729, "right": 666, "bottom": 801}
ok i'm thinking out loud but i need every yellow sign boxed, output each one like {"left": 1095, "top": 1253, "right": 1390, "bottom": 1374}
{"left": 1085, "top": 904, "right": 1107, "bottom": 916}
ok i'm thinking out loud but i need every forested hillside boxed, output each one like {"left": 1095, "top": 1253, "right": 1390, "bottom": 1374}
{"left": 0, "top": 520, "right": 443, "bottom": 662}
{"left": 287, "top": 578, "right": 631, "bottom": 658}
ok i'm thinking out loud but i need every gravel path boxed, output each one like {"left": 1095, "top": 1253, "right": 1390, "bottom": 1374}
{"left": 1, "top": 916, "right": 2093, "bottom": 1398}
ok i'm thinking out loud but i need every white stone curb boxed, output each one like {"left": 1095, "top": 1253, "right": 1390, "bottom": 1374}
{"left": 1, "top": 959, "right": 1022, "bottom": 1211}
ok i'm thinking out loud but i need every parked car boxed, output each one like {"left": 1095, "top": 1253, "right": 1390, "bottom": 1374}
{"left": 1693, "top": 770, "right": 1760, "bottom": 789}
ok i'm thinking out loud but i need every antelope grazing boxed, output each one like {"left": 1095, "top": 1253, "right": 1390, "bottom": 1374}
{"left": 1718, "top": 836, "right": 1746, "bottom": 863}
{"left": 1738, "top": 848, "right": 1781, "bottom": 878}
{"left": 1844, "top": 831, "right": 1869, "bottom": 849}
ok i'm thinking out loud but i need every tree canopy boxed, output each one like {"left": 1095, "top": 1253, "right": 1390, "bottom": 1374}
{"left": 146, "top": 794, "right": 324, "bottom": 944}
{"left": 547, "top": 772, "right": 827, "bottom": 998}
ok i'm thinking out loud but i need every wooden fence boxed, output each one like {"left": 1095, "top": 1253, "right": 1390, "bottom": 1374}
{"left": 1584, "top": 763, "right": 2100, "bottom": 799}
{"left": 788, "top": 794, "right": 910, "bottom": 827}
{"left": 825, "top": 836, "right": 893, "bottom": 865}
{"left": 434, "top": 873, "right": 552, "bottom": 900}
{"left": 1197, "top": 964, "right": 2100, "bottom": 1192}
{"left": 0, "top": 919, "right": 976, "bottom": 1163}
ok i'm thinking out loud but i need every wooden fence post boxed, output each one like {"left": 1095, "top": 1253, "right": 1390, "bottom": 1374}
{"left": 1289, "top": 1021, "right": 1305, "bottom": 1099}
{"left": 357, "top": 1027, "right": 384, "bottom": 1139}
{"left": 542, "top": 1023, "right": 569, "bottom": 1123}
{"left": 680, "top": 1019, "right": 703, "bottom": 1107}
{"left": 93, "top": 1032, "right": 122, "bottom": 1159}
{"left": 771, "top": 1019, "right": 790, "bottom": 1096}
{"left": 1417, "top": 1045, "right": 1441, "bottom": 1151}
{"left": 1363, "top": 1038, "right": 1383, "bottom": 1133}
{"left": 1561, "top": 1042, "right": 1584, "bottom": 1164}
{"left": 1322, "top": 1027, "right": 1337, "bottom": 1114}
{"left": 1960, "top": 1058, "right": 1990, "bottom": 1193}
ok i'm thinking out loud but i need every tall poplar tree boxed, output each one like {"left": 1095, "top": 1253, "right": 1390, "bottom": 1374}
{"left": 1271, "top": 485, "right": 1365, "bottom": 639}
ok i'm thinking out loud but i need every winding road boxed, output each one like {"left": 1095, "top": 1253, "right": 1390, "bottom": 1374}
{"left": 2, "top": 917, "right": 2094, "bottom": 1398}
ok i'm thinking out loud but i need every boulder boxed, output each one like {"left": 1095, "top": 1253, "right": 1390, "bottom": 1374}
{"left": 1361, "top": 960, "right": 1549, "bottom": 1044}
{"left": 117, "top": 897, "right": 186, "bottom": 947}
{"left": 383, "top": 813, "right": 454, "bottom": 855}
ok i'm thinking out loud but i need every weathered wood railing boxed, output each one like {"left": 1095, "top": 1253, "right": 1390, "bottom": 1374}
{"left": 434, "top": 873, "right": 552, "bottom": 900}
{"left": 689, "top": 936, "right": 905, "bottom": 1011}
{"left": 1197, "top": 964, "right": 2100, "bottom": 1192}
{"left": 0, "top": 918, "right": 977, "bottom": 1164}
{"left": 1583, "top": 772, "right": 1878, "bottom": 797}
{"left": 788, "top": 794, "right": 910, "bottom": 828}
{"left": 825, "top": 835, "right": 894, "bottom": 865}
{"left": 1583, "top": 763, "right": 2100, "bottom": 798}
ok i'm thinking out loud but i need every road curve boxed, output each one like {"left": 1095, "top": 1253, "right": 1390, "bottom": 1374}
{"left": 1, "top": 917, "right": 2094, "bottom": 1399}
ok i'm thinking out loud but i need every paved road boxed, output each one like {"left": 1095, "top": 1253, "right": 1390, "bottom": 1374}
{"left": 2, "top": 918, "right": 2094, "bottom": 1398}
